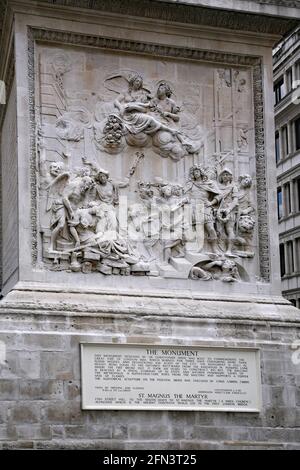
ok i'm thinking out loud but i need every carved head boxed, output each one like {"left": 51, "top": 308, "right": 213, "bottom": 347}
{"left": 239, "top": 174, "right": 252, "bottom": 189}
{"left": 138, "top": 182, "right": 153, "bottom": 200}
{"left": 219, "top": 169, "right": 233, "bottom": 184}
{"left": 49, "top": 162, "right": 64, "bottom": 177}
{"left": 189, "top": 165, "right": 207, "bottom": 182}
{"left": 129, "top": 73, "right": 143, "bottom": 91}
{"left": 157, "top": 82, "right": 173, "bottom": 99}
{"left": 238, "top": 215, "right": 255, "bottom": 233}
{"left": 81, "top": 176, "right": 95, "bottom": 193}
{"left": 172, "top": 184, "right": 183, "bottom": 197}
{"left": 160, "top": 184, "right": 173, "bottom": 199}
{"left": 95, "top": 169, "right": 109, "bottom": 185}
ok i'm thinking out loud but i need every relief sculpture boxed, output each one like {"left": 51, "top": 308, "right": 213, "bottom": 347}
{"left": 38, "top": 52, "right": 257, "bottom": 283}
{"left": 93, "top": 72, "right": 201, "bottom": 161}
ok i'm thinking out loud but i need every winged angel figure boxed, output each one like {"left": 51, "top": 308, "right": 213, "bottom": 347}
{"left": 94, "top": 70, "right": 202, "bottom": 160}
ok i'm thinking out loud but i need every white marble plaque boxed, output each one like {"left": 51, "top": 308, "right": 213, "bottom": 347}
{"left": 81, "top": 344, "right": 261, "bottom": 412}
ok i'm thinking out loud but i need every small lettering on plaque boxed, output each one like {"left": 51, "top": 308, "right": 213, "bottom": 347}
{"left": 81, "top": 344, "right": 261, "bottom": 412}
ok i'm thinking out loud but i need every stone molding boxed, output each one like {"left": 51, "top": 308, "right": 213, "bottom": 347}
{"left": 1, "top": 0, "right": 299, "bottom": 43}
{"left": 257, "top": 0, "right": 300, "bottom": 7}
{"left": 0, "top": 282, "right": 299, "bottom": 323}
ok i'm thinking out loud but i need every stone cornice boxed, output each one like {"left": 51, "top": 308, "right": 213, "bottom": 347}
{"left": 156, "top": 0, "right": 300, "bottom": 12}
{"left": 0, "top": 0, "right": 299, "bottom": 39}
{"left": 257, "top": 0, "right": 300, "bottom": 7}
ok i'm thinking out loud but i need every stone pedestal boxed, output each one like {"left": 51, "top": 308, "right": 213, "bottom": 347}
{"left": 0, "top": 0, "right": 299, "bottom": 450}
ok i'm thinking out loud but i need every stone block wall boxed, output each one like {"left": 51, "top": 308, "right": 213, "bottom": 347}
{"left": 0, "top": 310, "right": 299, "bottom": 450}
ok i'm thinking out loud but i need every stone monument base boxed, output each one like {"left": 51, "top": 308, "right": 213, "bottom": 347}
{"left": 0, "top": 284, "right": 299, "bottom": 450}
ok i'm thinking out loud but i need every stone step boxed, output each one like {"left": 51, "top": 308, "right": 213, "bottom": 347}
{"left": 159, "top": 264, "right": 187, "bottom": 279}
{"left": 170, "top": 257, "right": 192, "bottom": 278}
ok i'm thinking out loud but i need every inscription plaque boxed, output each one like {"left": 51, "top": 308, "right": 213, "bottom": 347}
{"left": 81, "top": 344, "right": 261, "bottom": 412}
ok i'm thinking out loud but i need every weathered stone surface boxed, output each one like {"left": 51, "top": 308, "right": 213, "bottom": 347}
{"left": 0, "top": 309, "right": 298, "bottom": 448}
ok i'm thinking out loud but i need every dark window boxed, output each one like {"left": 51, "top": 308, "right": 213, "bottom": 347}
{"left": 290, "top": 299, "right": 297, "bottom": 307}
{"left": 297, "top": 178, "right": 300, "bottom": 212}
{"left": 280, "top": 243, "right": 286, "bottom": 277}
{"left": 295, "top": 117, "right": 300, "bottom": 151}
{"left": 296, "top": 237, "right": 300, "bottom": 271}
{"left": 275, "top": 131, "right": 280, "bottom": 163}
{"left": 277, "top": 187, "right": 283, "bottom": 219}
{"left": 287, "top": 241, "right": 294, "bottom": 273}
{"left": 284, "top": 183, "right": 291, "bottom": 215}
{"left": 274, "top": 78, "right": 284, "bottom": 104}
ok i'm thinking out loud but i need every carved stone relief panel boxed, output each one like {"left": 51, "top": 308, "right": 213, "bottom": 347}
{"left": 36, "top": 44, "right": 259, "bottom": 282}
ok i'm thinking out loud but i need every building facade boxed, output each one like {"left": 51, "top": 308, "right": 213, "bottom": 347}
{"left": 275, "top": 27, "right": 300, "bottom": 308}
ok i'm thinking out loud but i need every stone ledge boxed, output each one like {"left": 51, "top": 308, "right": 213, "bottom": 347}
{"left": 0, "top": 438, "right": 299, "bottom": 450}
{"left": 0, "top": 283, "right": 299, "bottom": 324}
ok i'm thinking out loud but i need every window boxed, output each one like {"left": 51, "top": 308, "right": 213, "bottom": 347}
{"left": 295, "top": 117, "right": 300, "bottom": 151}
{"left": 274, "top": 77, "right": 284, "bottom": 104}
{"left": 290, "top": 299, "right": 297, "bottom": 307}
{"left": 275, "top": 131, "right": 280, "bottom": 163}
{"left": 287, "top": 241, "right": 294, "bottom": 273}
{"left": 296, "top": 238, "right": 300, "bottom": 271}
{"left": 296, "top": 61, "right": 300, "bottom": 82}
{"left": 286, "top": 69, "right": 293, "bottom": 93}
{"left": 284, "top": 183, "right": 291, "bottom": 215}
{"left": 292, "top": 177, "right": 300, "bottom": 213}
{"left": 297, "top": 178, "right": 300, "bottom": 212}
{"left": 280, "top": 243, "right": 286, "bottom": 277}
{"left": 277, "top": 187, "right": 283, "bottom": 219}
{"left": 282, "top": 126, "right": 289, "bottom": 156}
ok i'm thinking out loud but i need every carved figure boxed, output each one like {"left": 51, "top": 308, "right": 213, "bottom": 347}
{"left": 215, "top": 169, "right": 239, "bottom": 256}
{"left": 157, "top": 184, "right": 189, "bottom": 265}
{"left": 235, "top": 175, "right": 255, "bottom": 256}
{"left": 191, "top": 259, "right": 240, "bottom": 282}
{"left": 237, "top": 128, "right": 249, "bottom": 151}
{"left": 150, "top": 82, "right": 180, "bottom": 123}
{"left": 185, "top": 165, "right": 220, "bottom": 254}
{"left": 100, "top": 72, "right": 201, "bottom": 160}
